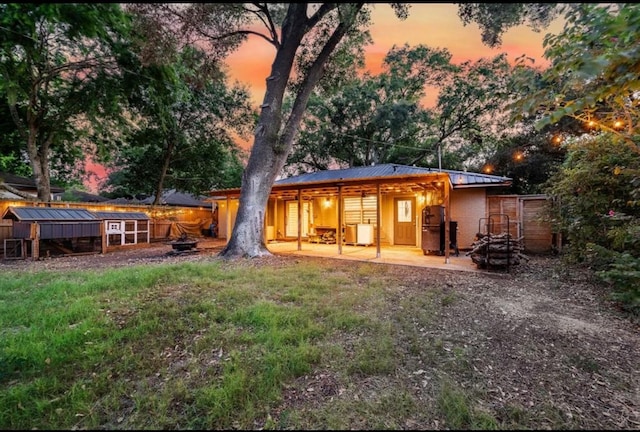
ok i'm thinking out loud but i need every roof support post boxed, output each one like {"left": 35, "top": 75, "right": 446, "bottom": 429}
{"left": 274, "top": 197, "right": 278, "bottom": 241}
{"left": 444, "top": 174, "right": 451, "bottom": 264}
{"left": 30, "top": 222, "right": 39, "bottom": 260}
{"left": 338, "top": 185, "right": 343, "bottom": 255}
{"left": 263, "top": 199, "right": 268, "bottom": 244}
{"left": 100, "top": 221, "right": 107, "bottom": 254}
{"left": 376, "top": 183, "right": 381, "bottom": 258}
{"left": 226, "top": 196, "right": 230, "bottom": 244}
{"left": 297, "top": 189, "right": 302, "bottom": 251}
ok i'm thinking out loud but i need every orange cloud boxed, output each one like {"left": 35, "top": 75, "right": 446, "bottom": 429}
{"left": 226, "top": 4, "right": 563, "bottom": 109}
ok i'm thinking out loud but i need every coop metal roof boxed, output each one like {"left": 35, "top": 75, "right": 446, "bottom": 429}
{"left": 2, "top": 206, "right": 98, "bottom": 221}
{"left": 93, "top": 211, "right": 150, "bottom": 220}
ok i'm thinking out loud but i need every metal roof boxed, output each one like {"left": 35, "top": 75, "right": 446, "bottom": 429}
{"left": 93, "top": 211, "right": 150, "bottom": 220}
{"left": 139, "top": 189, "right": 211, "bottom": 207}
{"left": 274, "top": 164, "right": 510, "bottom": 188}
{"left": 2, "top": 206, "right": 98, "bottom": 221}
{"left": 0, "top": 189, "right": 24, "bottom": 200}
{"left": 53, "top": 190, "right": 110, "bottom": 203}
{"left": 208, "top": 164, "right": 511, "bottom": 200}
{"left": 0, "top": 171, "right": 65, "bottom": 193}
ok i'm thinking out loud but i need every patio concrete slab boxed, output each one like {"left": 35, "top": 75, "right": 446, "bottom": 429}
{"left": 265, "top": 240, "right": 480, "bottom": 272}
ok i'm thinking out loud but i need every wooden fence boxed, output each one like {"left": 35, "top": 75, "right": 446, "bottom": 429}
{"left": 486, "top": 194, "right": 556, "bottom": 254}
{"left": 0, "top": 199, "right": 216, "bottom": 258}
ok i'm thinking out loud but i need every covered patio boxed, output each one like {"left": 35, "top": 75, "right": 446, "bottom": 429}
{"left": 208, "top": 163, "right": 512, "bottom": 266}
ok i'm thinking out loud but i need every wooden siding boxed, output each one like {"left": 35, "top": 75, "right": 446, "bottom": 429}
{"left": 0, "top": 220, "right": 11, "bottom": 243}
{"left": 521, "top": 197, "right": 553, "bottom": 254}
{"left": 486, "top": 195, "right": 520, "bottom": 238}
{"left": 487, "top": 194, "right": 553, "bottom": 254}
{"left": 39, "top": 221, "right": 101, "bottom": 240}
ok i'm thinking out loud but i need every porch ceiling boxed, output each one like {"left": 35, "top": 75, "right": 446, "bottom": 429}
{"left": 271, "top": 179, "right": 444, "bottom": 200}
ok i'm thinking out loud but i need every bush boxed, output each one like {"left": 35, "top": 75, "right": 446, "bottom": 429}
{"left": 545, "top": 134, "right": 640, "bottom": 315}
{"left": 596, "top": 250, "right": 640, "bottom": 316}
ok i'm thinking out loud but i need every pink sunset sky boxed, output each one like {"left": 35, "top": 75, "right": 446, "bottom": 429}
{"left": 223, "top": 4, "right": 565, "bottom": 107}
{"left": 86, "top": 4, "right": 565, "bottom": 192}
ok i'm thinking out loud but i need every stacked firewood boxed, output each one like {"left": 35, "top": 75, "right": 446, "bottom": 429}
{"left": 466, "top": 232, "right": 529, "bottom": 269}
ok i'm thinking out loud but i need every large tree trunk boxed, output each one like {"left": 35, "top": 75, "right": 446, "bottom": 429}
{"left": 220, "top": 4, "right": 361, "bottom": 259}
{"left": 219, "top": 6, "right": 306, "bottom": 259}
{"left": 153, "top": 138, "right": 175, "bottom": 206}
{"left": 26, "top": 129, "right": 52, "bottom": 203}
{"left": 22, "top": 84, "right": 52, "bottom": 202}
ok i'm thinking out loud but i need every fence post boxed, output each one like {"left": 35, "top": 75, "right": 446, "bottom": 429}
{"left": 30, "top": 222, "right": 39, "bottom": 260}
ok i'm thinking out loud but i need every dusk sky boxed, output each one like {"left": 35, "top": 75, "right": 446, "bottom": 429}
{"left": 87, "top": 4, "right": 566, "bottom": 192}
{"left": 224, "top": 4, "right": 565, "bottom": 107}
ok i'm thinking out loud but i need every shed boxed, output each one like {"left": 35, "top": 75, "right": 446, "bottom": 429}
{"left": 1, "top": 206, "right": 104, "bottom": 259}
{"left": 93, "top": 211, "right": 150, "bottom": 247}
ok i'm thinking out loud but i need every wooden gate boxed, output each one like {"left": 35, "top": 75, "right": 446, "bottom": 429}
{"left": 486, "top": 194, "right": 553, "bottom": 254}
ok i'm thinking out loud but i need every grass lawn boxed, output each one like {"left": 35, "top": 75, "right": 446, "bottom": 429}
{"left": 1, "top": 255, "right": 638, "bottom": 430}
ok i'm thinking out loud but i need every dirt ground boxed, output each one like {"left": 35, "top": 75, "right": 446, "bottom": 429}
{"left": 2, "top": 240, "right": 639, "bottom": 429}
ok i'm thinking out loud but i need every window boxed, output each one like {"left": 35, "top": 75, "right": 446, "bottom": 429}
{"left": 344, "top": 196, "right": 377, "bottom": 225}
{"left": 285, "top": 201, "right": 310, "bottom": 237}
{"left": 397, "top": 199, "right": 412, "bottom": 222}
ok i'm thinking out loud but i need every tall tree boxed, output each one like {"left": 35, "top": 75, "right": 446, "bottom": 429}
{"left": 130, "top": 3, "right": 560, "bottom": 258}
{"left": 510, "top": 3, "right": 640, "bottom": 312}
{"left": 288, "top": 48, "right": 529, "bottom": 175}
{"left": 103, "top": 46, "right": 254, "bottom": 202}
{"left": 286, "top": 44, "right": 454, "bottom": 172}
{"left": 512, "top": 3, "right": 640, "bottom": 142}
{"left": 0, "top": 3, "right": 131, "bottom": 201}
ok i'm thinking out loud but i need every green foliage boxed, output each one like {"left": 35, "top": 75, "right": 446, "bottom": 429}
{"left": 505, "top": 3, "right": 640, "bottom": 314}
{"left": 0, "top": 3, "right": 132, "bottom": 199}
{"left": 103, "top": 45, "right": 254, "bottom": 197}
{"left": 545, "top": 134, "right": 640, "bottom": 314}
{"left": 597, "top": 251, "right": 640, "bottom": 315}
{"left": 546, "top": 135, "right": 639, "bottom": 257}
{"left": 456, "top": 4, "right": 560, "bottom": 48}
{"left": 514, "top": 4, "right": 640, "bottom": 140}
{"left": 288, "top": 45, "right": 520, "bottom": 173}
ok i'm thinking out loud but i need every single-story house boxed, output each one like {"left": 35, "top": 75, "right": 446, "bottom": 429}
{"left": 0, "top": 171, "right": 65, "bottom": 201}
{"left": 52, "top": 190, "right": 110, "bottom": 203}
{"left": 207, "top": 163, "right": 516, "bottom": 260}
{"left": 138, "top": 189, "right": 213, "bottom": 208}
